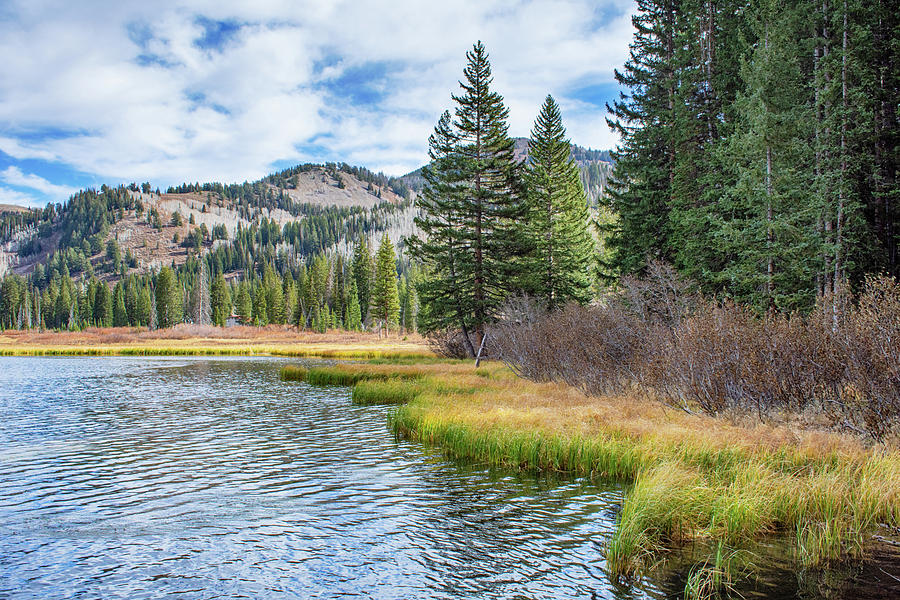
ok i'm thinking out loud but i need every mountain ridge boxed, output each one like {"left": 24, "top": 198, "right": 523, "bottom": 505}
{"left": 0, "top": 141, "right": 612, "bottom": 282}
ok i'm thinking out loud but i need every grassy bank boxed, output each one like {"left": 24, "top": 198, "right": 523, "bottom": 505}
{"left": 0, "top": 326, "right": 434, "bottom": 359}
{"left": 0, "top": 345, "right": 433, "bottom": 359}
{"left": 284, "top": 360, "right": 900, "bottom": 595}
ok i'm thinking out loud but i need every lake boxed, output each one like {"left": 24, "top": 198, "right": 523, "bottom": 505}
{"left": 0, "top": 357, "right": 896, "bottom": 599}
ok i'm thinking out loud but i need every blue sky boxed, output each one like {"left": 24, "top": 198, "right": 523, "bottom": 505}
{"left": 0, "top": 0, "right": 635, "bottom": 207}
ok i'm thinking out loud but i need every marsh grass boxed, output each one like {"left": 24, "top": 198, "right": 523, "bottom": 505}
{"left": 279, "top": 365, "right": 309, "bottom": 381}
{"left": 682, "top": 543, "right": 749, "bottom": 600}
{"left": 303, "top": 359, "right": 899, "bottom": 598}
{"left": 1, "top": 345, "right": 434, "bottom": 360}
{"left": 299, "top": 364, "right": 425, "bottom": 386}
{"left": 352, "top": 379, "right": 425, "bottom": 405}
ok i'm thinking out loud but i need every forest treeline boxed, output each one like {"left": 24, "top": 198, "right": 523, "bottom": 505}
{"left": 606, "top": 0, "right": 897, "bottom": 311}
{"left": 0, "top": 233, "right": 416, "bottom": 335}
{"left": 408, "top": 0, "right": 897, "bottom": 358}
{"left": 0, "top": 157, "right": 417, "bottom": 336}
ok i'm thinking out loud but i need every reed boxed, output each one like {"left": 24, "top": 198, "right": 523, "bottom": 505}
{"left": 302, "top": 364, "right": 425, "bottom": 386}
{"left": 682, "top": 542, "right": 746, "bottom": 600}
{"left": 279, "top": 365, "right": 309, "bottom": 382}
{"left": 309, "top": 358, "right": 899, "bottom": 598}
{"left": 352, "top": 379, "right": 425, "bottom": 405}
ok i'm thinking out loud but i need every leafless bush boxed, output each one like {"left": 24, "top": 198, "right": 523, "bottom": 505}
{"left": 651, "top": 302, "right": 826, "bottom": 417}
{"left": 491, "top": 267, "right": 900, "bottom": 442}
{"left": 426, "top": 329, "right": 478, "bottom": 359}
{"left": 820, "top": 276, "right": 900, "bottom": 440}
{"left": 619, "top": 260, "right": 700, "bottom": 326}
{"left": 491, "top": 295, "right": 662, "bottom": 394}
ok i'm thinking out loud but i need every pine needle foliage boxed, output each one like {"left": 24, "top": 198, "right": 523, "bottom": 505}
{"left": 370, "top": 234, "right": 400, "bottom": 332}
{"left": 409, "top": 41, "right": 526, "bottom": 353}
{"left": 523, "top": 95, "right": 595, "bottom": 308}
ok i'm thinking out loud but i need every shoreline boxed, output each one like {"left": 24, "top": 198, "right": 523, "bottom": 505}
{"left": 280, "top": 360, "right": 900, "bottom": 597}
{"left": 0, "top": 325, "right": 434, "bottom": 359}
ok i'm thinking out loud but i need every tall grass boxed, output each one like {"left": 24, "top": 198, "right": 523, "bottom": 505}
{"left": 293, "top": 364, "right": 425, "bottom": 386}
{"left": 1, "top": 345, "right": 435, "bottom": 360}
{"left": 682, "top": 542, "right": 746, "bottom": 600}
{"left": 309, "top": 359, "right": 899, "bottom": 598}
{"left": 352, "top": 379, "right": 425, "bottom": 405}
{"left": 279, "top": 365, "right": 309, "bottom": 381}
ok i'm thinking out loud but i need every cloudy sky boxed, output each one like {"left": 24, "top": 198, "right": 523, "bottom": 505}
{"left": 0, "top": 0, "right": 635, "bottom": 207}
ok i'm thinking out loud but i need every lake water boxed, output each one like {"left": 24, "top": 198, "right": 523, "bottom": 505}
{"left": 0, "top": 357, "right": 897, "bottom": 599}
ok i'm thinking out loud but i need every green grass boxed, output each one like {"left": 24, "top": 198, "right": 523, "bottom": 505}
{"left": 393, "top": 403, "right": 898, "bottom": 580}
{"left": 682, "top": 542, "right": 747, "bottom": 600}
{"left": 277, "top": 359, "right": 900, "bottom": 599}
{"left": 278, "top": 362, "right": 429, "bottom": 405}
{"left": 279, "top": 365, "right": 309, "bottom": 381}
{"left": 301, "top": 365, "right": 424, "bottom": 386}
{"left": 352, "top": 379, "right": 425, "bottom": 405}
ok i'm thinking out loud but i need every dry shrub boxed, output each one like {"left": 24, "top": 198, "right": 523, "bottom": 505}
{"left": 426, "top": 329, "right": 478, "bottom": 359}
{"left": 491, "top": 266, "right": 900, "bottom": 442}
{"left": 491, "top": 296, "right": 656, "bottom": 394}
{"left": 820, "top": 276, "right": 900, "bottom": 440}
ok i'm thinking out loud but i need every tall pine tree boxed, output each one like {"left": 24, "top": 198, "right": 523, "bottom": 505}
{"left": 410, "top": 41, "right": 525, "bottom": 353}
{"left": 606, "top": 0, "right": 680, "bottom": 275}
{"left": 523, "top": 95, "right": 596, "bottom": 309}
{"left": 716, "top": 0, "right": 818, "bottom": 311}
{"left": 370, "top": 234, "right": 400, "bottom": 333}
{"left": 408, "top": 111, "right": 478, "bottom": 354}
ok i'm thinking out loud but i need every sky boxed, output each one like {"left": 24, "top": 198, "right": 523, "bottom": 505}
{"left": 0, "top": 0, "right": 636, "bottom": 208}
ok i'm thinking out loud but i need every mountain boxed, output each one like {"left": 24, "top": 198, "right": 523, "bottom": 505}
{"left": 0, "top": 141, "right": 614, "bottom": 283}
{"left": 400, "top": 137, "right": 614, "bottom": 204}
{"left": 0, "top": 163, "right": 416, "bottom": 280}
{"left": 0, "top": 204, "right": 31, "bottom": 214}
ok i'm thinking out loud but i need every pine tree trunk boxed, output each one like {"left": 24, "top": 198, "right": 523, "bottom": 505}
{"left": 546, "top": 191, "right": 554, "bottom": 309}
{"left": 767, "top": 144, "right": 774, "bottom": 306}
{"left": 666, "top": 0, "right": 676, "bottom": 192}
{"left": 200, "top": 261, "right": 210, "bottom": 325}
{"left": 822, "top": 0, "right": 833, "bottom": 296}
{"left": 873, "top": 8, "right": 895, "bottom": 275}
{"left": 449, "top": 236, "right": 477, "bottom": 357}
{"left": 474, "top": 100, "right": 484, "bottom": 341}
{"left": 705, "top": 0, "right": 718, "bottom": 141}
{"left": 764, "top": 24, "right": 774, "bottom": 307}
{"left": 814, "top": 18, "right": 824, "bottom": 297}
{"left": 833, "top": 0, "right": 848, "bottom": 294}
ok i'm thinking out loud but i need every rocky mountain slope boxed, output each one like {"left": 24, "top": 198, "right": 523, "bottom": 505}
{"left": 0, "top": 163, "right": 413, "bottom": 280}
{"left": 0, "top": 140, "right": 612, "bottom": 281}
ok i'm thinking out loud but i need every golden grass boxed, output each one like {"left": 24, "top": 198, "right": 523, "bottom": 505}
{"left": 0, "top": 326, "right": 434, "bottom": 359}
{"left": 281, "top": 359, "right": 900, "bottom": 594}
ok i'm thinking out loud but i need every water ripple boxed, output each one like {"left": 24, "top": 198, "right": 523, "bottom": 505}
{"left": 0, "top": 357, "right": 641, "bottom": 600}
{"left": 2, "top": 357, "right": 894, "bottom": 599}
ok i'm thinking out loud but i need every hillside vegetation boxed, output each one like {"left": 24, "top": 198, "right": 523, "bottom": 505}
{"left": 0, "top": 162, "right": 413, "bottom": 282}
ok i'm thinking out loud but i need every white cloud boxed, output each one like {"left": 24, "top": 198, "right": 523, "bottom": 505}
{"left": 0, "top": 187, "right": 42, "bottom": 207}
{"left": 0, "top": 137, "right": 60, "bottom": 162}
{"left": 1, "top": 167, "right": 77, "bottom": 199}
{"left": 0, "top": 0, "right": 635, "bottom": 187}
